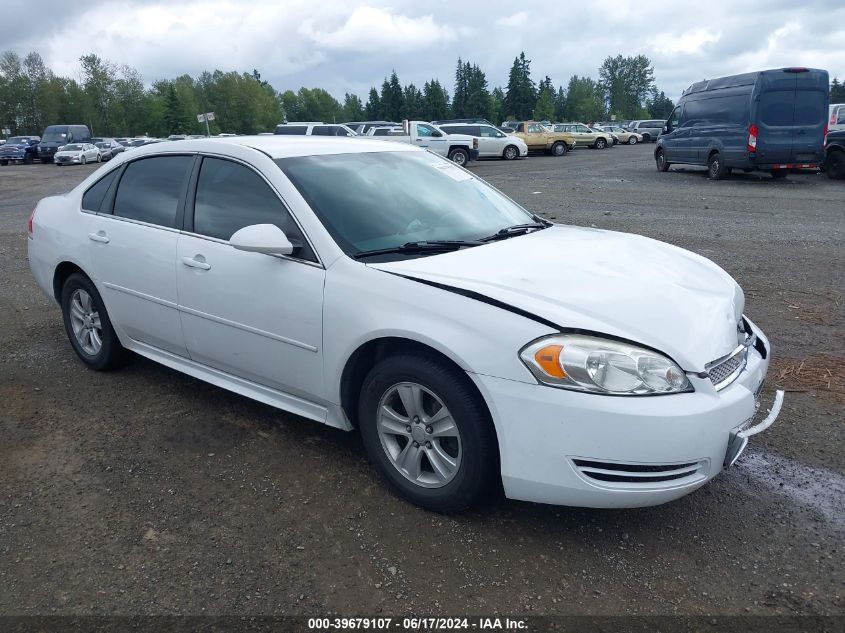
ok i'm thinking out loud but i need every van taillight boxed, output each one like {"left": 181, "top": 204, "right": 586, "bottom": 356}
{"left": 824, "top": 123, "right": 828, "bottom": 148}
{"left": 747, "top": 124, "right": 758, "bottom": 153}
{"left": 783, "top": 67, "right": 809, "bottom": 73}
{"left": 27, "top": 208, "right": 35, "bottom": 234}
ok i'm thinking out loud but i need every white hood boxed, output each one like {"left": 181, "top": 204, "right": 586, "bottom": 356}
{"left": 369, "top": 225, "right": 744, "bottom": 371}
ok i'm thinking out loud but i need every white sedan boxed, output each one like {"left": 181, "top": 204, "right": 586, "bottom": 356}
{"left": 438, "top": 123, "right": 529, "bottom": 160}
{"left": 27, "top": 137, "right": 782, "bottom": 512}
{"left": 54, "top": 143, "right": 101, "bottom": 166}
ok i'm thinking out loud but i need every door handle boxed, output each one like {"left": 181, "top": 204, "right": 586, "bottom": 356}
{"left": 88, "top": 231, "right": 109, "bottom": 243}
{"left": 182, "top": 255, "right": 211, "bottom": 270}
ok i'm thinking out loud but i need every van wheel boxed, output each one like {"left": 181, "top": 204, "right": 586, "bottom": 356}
{"left": 708, "top": 153, "right": 728, "bottom": 180}
{"left": 551, "top": 142, "right": 567, "bottom": 156}
{"left": 628, "top": 136, "right": 638, "bottom": 145}
{"left": 448, "top": 148, "right": 469, "bottom": 166}
{"left": 771, "top": 170, "right": 788, "bottom": 180}
{"left": 825, "top": 151, "right": 845, "bottom": 179}
{"left": 23, "top": 154, "right": 33, "bottom": 165}
{"left": 0, "top": 160, "right": 7, "bottom": 166}
{"left": 642, "top": 133, "right": 652, "bottom": 143}
{"left": 358, "top": 353, "right": 499, "bottom": 513}
{"left": 502, "top": 145, "right": 519, "bottom": 160}
{"left": 656, "top": 149, "right": 670, "bottom": 172}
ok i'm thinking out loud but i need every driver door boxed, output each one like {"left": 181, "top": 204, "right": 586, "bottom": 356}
{"left": 176, "top": 156, "right": 326, "bottom": 404}
{"left": 525, "top": 123, "right": 548, "bottom": 150}
{"left": 412, "top": 123, "right": 448, "bottom": 154}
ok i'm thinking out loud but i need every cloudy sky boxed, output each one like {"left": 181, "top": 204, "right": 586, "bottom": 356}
{"left": 3, "top": 0, "right": 844, "bottom": 101}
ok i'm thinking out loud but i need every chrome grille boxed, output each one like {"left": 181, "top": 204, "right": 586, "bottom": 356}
{"left": 707, "top": 348, "right": 747, "bottom": 388}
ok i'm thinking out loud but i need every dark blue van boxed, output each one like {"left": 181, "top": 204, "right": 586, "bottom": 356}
{"left": 36, "top": 124, "right": 91, "bottom": 164}
{"left": 656, "top": 68, "right": 829, "bottom": 179}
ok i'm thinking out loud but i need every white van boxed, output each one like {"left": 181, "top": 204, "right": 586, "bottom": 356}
{"left": 829, "top": 104, "right": 845, "bottom": 132}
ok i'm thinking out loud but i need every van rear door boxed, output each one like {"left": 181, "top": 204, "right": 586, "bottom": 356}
{"left": 755, "top": 69, "right": 828, "bottom": 166}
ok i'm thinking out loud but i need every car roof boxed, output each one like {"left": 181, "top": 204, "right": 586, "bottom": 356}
{"left": 125, "top": 135, "right": 420, "bottom": 159}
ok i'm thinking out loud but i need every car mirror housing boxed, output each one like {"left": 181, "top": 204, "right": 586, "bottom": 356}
{"left": 229, "top": 224, "right": 295, "bottom": 256}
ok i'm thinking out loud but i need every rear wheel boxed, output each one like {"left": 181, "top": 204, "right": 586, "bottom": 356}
{"left": 0, "top": 160, "right": 7, "bottom": 166}
{"left": 358, "top": 353, "right": 499, "bottom": 512}
{"left": 708, "top": 152, "right": 728, "bottom": 180}
{"left": 96, "top": 153, "right": 102, "bottom": 163}
{"left": 81, "top": 155, "right": 87, "bottom": 165}
{"left": 771, "top": 170, "right": 788, "bottom": 180}
{"left": 628, "top": 136, "right": 638, "bottom": 145}
{"left": 825, "top": 150, "right": 845, "bottom": 179}
{"left": 502, "top": 145, "right": 519, "bottom": 160}
{"left": 594, "top": 138, "right": 607, "bottom": 149}
{"left": 448, "top": 147, "right": 469, "bottom": 166}
{"left": 60, "top": 273, "right": 127, "bottom": 371}
{"left": 551, "top": 141, "right": 567, "bottom": 156}
{"left": 642, "top": 133, "right": 652, "bottom": 143}
{"left": 656, "top": 149, "right": 670, "bottom": 172}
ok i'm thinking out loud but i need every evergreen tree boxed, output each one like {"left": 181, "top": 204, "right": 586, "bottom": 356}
{"left": 452, "top": 58, "right": 467, "bottom": 118}
{"left": 831, "top": 78, "right": 845, "bottom": 103}
{"left": 365, "top": 87, "right": 380, "bottom": 120}
{"left": 646, "top": 89, "right": 674, "bottom": 119}
{"left": 342, "top": 93, "right": 365, "bottom": 121}
{"left": 554, "top": 86, "right": 568, "bottom": 121}
{"left": 534, "top": 87, "right": 554, "bottom": 121}
{"left": 565, "top": 75, "right": 604, "bottom": 122}
{"left": 402, "top": 84, "right": 423, "bottom": 119}
{"left": 489, "top": 87, "right": 505, "bottom": 125}
{"left": 163, "top": 83, "right": 189, "bottom": 134}
{"left": 504, "top": 52, "right": 536, "bottom": 120}
{"left": 379, "top": 70, "right": 404, "bottom": 121}
{"left": 464, "top": 63, "right": 491, "bottom": 120}
{"left": 422, "top": 80, "right": 450, "bottom": 120}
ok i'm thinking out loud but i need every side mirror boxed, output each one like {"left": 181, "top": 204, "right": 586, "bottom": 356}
{"left": 230, "top": 224, "right": 295, "bottom": 256}
{"left": 663, "top": 125, "right": 669, "bottom": 133}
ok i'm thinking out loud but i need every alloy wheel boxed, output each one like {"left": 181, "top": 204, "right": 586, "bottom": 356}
{"left": 376, "top": 382, "right": 462, "bottom": 488}
{"left": 68, "top": 289, "right": 102, "bottom": 355}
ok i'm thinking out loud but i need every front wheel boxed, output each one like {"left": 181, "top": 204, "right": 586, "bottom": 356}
{"left": 594, "top": 138, "right": 607, "bottom": 149}
{"left": 96, "top": 154, "right": 102, "bottom": 163}
{"left": 656, "top": 149, "right": 670, "bottom": 172}
{"left": 23, "top": 153, "right": 33, "bottom": 165}
{"left": 448, "top": 148, "right": 469, "bottom": 166}
{"left": 502, "top": 145, "right": 519, "bottom": 160}
{"left": 61, "top": 273, "right": 127, "bottom": 371}
{"left": 825, "top": 151, "right": 845, "bottom": 179}
{"left": 628, "top": 136, "right": 638, "bottom": 145}
{"left": 358, "top": 353, "right": 499, "bottom": 512}
{"left": 81, "top": 155, "right": 87, "bottom": 165}
{"left": 551, "top": 141, "right": 567, "bottom": 156}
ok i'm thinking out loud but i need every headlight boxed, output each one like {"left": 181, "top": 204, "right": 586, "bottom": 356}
{"left": 520, "top": 334, "right": 692, "bottom": 395}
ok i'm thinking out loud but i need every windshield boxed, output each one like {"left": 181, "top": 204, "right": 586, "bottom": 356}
{"left": 42, "top": 127, "right": 69, "bottom": 142}
{"left": 96, "top": 143, "right": 110, "bottom": 149}
{"left": 277, "top": 151, "right": 534, "bottom": 257}
{"left": 8, "top": 136, "right": 31, "bottom": 144}
{"left": 63, "top": 144, "right": 84, "bottom": 151}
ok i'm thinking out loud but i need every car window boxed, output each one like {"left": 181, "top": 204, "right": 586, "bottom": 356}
{"left": 479, "top": 126, "right": 499, "bottom": 138}
{"left": 416, "top": 124, "right": 438, "bottom": 137}
{"left": 275, "top": 126, "right": 308, "bottom": 135}
{"left": 82, "top": 169, "right": 119, "bottom": 213}
{"left": 759, "top": 91, "right": 794, "bottom": 126}
{"left": 667, "top": 107, "right": 681, "bottom": 130}
{"left": 577, "top": 126, "right": 591, "bottom": 133}
{"left": 311, "top": 126, "right": 334, "bottom": 136}
{"left": 838, "top": 107, "right": 845, "bottom": 124}
{"left": 193, "top": 157, "right": 315, "bottom": 261}
{"left": 113, "top": 156, "right": 192, "bottom": 228}
{"left": 527, "top": 124, "right": 544, "bottom": 133}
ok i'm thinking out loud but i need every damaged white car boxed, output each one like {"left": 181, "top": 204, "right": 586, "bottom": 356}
{"left": 27, "top": 137, "right": 783, "bottom": 512}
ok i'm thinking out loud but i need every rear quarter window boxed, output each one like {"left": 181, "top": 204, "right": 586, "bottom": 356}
{"left": 275, "top": 126, "right": 308, "bottom": 135}
{"left": 113, "top": 156, "right": 193, "bottom": 228}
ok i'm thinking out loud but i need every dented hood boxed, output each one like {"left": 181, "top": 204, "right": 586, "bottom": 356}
{"left": 369, "top": 225, "right": 744, "bottom": 371}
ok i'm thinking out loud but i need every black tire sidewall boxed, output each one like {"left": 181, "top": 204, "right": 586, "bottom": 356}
{"left": 825, "top": 152, "right": 844, "bottom": 179}
{"left": 358, "top": 354, "right": 499, "bottom": 512}
{"left": 596, "top": 139, "right": 606, "bottom": 149}
{"left": 503, "top": 145, "right": 518, "bottom": 160}
{"left": 552, "top": 142, "right": 566, "bottom": 156}
{"left": 448, "top": 148, "right": 468, "bottom": 165}
{"left": 61, "top": 273, "right": 124, "bottom": 371}
{"left": 656, "top": 150, "right": 669, "bottom": 172}
{"left": 708, "top": 153, "right": 725, "bottom": 179}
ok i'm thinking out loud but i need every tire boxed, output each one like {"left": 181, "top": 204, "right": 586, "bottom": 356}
{"left": 23, "top": 153, "right": 33, "bottom": 165}
{"left": 502, "top": 145, "right": 519, "bottom": 160}
{"left": 708, "top": 152, "right": 727, "bottom": 180}
{"left": 825, "top": 150, "right": 845, "bottom": 179}
{"left": 60, "top": 273, "right": 127, "bottom": 371}
{"left": 358, "top": 353, "right": 499, "bottom": 512}
{"left": 81, "top": 155, "right": 87, "bottom": 165}
{"left": 447, "top": 148, "right": 469, "bottom": 166}
{"left": 594, "top": 138, "right": 607, "bottom": 149}
{"left": 656, "top": 149, "right": 670, "bottom": 172}
{"left": 642, "top": 133, "right": 652, "bottom": 143}
{"left": 0, "top": 160, "right": 7, "bottom": 166}
{"left": 96, "top": 154, "right": 102, "bottom": 163}
{"left": 551, "top": 141, "right": 567, "bottom": 156}
{"left": 628, "top": 136, "right": 638, "bottom": 145}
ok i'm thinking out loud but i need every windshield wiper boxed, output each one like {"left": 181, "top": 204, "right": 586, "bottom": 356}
{"left": 353, "top": 239, "right": 483, "bottom": 260}
{"left": 479, "top": 216, "right": 551, "bottom": 242}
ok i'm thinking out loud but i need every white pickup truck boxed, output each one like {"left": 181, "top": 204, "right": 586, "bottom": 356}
{"left": 366, "top": 121, "right": 480, "bottom": 166}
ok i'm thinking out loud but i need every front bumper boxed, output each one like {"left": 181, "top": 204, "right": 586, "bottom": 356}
{"left": 471, "top": 321, "right": 779, "bottom": 508}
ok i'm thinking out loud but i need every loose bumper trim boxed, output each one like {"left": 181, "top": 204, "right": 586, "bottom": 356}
{"left": 724, "top": 389, "right": 784, "bottom": 468}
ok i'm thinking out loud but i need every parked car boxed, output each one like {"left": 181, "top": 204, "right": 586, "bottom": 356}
{"left": 124, "top": 138, "right": 161, "bottom": 150}
{"left": 823, "top": 130, "right": 845, "bottom": 179}
{"left": 0, "top": 135, "right": 41, "bottom": 165}
{"left": 829, "top": 103, "right": 845, "bottom": 133}
{"left": 27, "top": 136, "right": 781, "bottom": 512}
{"left": 627, "top": 120, "right": 666, "bottom": 142}
{"left": 438, "top": 123, "right": 528, "bottom": 160}
{"left": 656, "top": 67, "right": 829, "bottom": 179}
{"left": 37, "top": 124, "right": 91, "bottom": 164}
{"left": 506, "top": 121, "right": 575, "bottom": 156}
{"left": 95, "top": 140, "right": 125, "bottom": 160}
{"left": 551, "top": 123, "right": 614, "bottom": 149}
{"left": 366, "top": 121, "right": 479, "bottom": 165}
{"left": 167, "top": 134, "right": 188, "bottom": 141}
{"left": 274, "top": 123, "right": 357, "bottom": 137}
{"left": 344, "top": 121, "right": 399, "bottom": 135}
{"left": 596, "top": 125, "right": 643, "bottom": 145}
{"left": 53, "top": 143, "right": 101, "bottom": 165}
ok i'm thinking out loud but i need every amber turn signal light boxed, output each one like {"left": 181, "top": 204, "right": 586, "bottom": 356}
{"left": 534, "top": 344, "right": 566, "bottom": 378}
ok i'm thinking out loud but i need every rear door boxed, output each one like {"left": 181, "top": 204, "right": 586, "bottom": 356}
{"left": 792, "top": 76, "right": 827, "bottom": 163}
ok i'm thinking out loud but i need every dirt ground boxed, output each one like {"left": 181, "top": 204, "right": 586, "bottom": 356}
{"left": 0, "top": 145, "right": 842, "bottom": 618}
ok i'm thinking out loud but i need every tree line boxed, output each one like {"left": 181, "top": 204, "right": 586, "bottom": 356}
{"left": 2, "top": 48, "right": 843, "bottom": 138}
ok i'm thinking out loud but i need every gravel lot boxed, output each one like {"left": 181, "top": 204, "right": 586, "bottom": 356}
{"left": 0, "top": 145, "right": 842, "bottom": 617}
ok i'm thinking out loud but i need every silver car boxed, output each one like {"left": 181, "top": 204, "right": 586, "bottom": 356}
{"left": 627, "top": 120, "right": 666, "bottom": 143}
